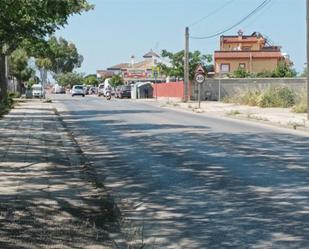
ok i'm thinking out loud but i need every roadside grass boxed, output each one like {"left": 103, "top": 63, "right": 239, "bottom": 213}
{"left": 258, "top": 86, "right": 295, "bottom": 108}
{"left": 224, "top": 86, "right": 299, "bottom": 109}
{"left": 223, "top": 89, "right": 261, "bottom": 106}
{"left": 247, "top": 113, "right": 269, "bottom": 122}
{"left": 226, "top": 110, "right": 241, "bottom": 116}
{"left": 292, "top": 91, "right": 307, "bottom": 113}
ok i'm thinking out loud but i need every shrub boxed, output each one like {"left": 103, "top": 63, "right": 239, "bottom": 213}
{"left": 256, "top": 70, "right": 274, "bottom": 78}
{"left": 224, "top": 86, "right": 296, "bottom": 108}
{"left": 257, "top": 86, "right": 296, "bottom": 108}
{"left": 0, "top": 93, "right": 15, "bottom": 117}
{"left": 223, "top": 88, "right": 261, "bottom": 106}
{"left": 293, "top": 102, "right": 307, "bottom": 113}
{"left": 292, "top": 92, "right": 307, "bottom": 113}
{"left": 8, "top": 91, "right": 21, "bottom": 98}
{"left": 230, "top": 69, "right": 253, "bottom": 78}
{"left": 245, "top": 89, "right": 261, "bottom": 106}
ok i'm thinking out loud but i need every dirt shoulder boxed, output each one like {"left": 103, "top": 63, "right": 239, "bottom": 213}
{"left": 0, "top": 100, "right": 119, "bottom": 249}
{"left": 140, "top": 99, "right": 309, "bottom": 133}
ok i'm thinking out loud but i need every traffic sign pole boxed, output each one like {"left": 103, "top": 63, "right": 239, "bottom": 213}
{"left": 194, "top": 64, "right": 206, "bottom": 110}
{"left": 198, "top": 82, "right": 201, "bottom": 109}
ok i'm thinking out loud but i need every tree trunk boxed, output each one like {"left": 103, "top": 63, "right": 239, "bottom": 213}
{"left": 0, "top": 53, "right": 8, "bottom": 102}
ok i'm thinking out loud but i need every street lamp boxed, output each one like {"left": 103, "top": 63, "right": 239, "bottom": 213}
{"left": 218, "top": 70, "right": 222, "bottom": 102}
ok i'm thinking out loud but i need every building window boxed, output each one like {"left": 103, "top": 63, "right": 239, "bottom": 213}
{"left": 239, "top": 63, "right": 246, "bottom": 69}
{"left": 220, "top": 64, "right": 230, "bottom": 73}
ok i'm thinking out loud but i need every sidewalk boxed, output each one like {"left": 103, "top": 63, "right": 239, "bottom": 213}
{"left": 144, "top": 99, "right": 309, "bottom": 132}
{"left": 0, "top": 100, "right": 117, "bottom": 249}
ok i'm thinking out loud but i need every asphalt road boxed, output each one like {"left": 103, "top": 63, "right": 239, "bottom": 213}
{"left": 52, "top": 94, "right": 309, "bottom": 249}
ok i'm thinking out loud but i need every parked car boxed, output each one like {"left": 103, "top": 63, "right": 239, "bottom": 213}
{"left": 115, "top": 85, "right": 131, "bottom": 98}
{"left": 32, "top": 84, "right": 45, "bottom": 98}
{"left": 53, "top": 84, "right": 65, "bottom": 94}
{"left": 71, "top": 85, "right": 85, "bottom": 97}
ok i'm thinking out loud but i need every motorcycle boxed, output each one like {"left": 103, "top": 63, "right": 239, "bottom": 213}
{"left": 105, "top": 90, "right": 112, "bottom": 100}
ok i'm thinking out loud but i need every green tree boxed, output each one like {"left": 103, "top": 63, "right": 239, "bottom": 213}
{"left": 55, "top": 72, "right": 84, "bottom": 88}
{"left": 157, "top": 49, "right": 213, "bottom": 80}
{"left": 84, "top": 74, "right": 99, "bottom": 86}
{"left": 109, "top": 75, "right": 123, "bottom": 88}
{"left": 27, "top": 76, "right": 40, "bottom": 90}
{"left": 47, "top": 36, "right": 83, "bottom": 75}
{"left": 0, "top": 0, "right": 92, "bottom": 101}
{"left": 273, "top": 61, "right": 297, "bottom": 78}
{"left": 8, "top": 48, "right": 35, "bottom": 93}
{"left": 35, "top": 57, "right": 53, "bottom": 85}
{"left": 33, "top": 36, "right": 83, "bottom": 84}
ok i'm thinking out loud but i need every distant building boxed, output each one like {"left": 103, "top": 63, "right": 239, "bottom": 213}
{"left": 214, "top": 31, "right": 291, "bottom": 75}
{"left": 96, "top": 50, "right": 166, "bottom": 83}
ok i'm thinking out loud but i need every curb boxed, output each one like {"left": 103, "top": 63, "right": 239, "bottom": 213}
{"left": 52, "top": 107, "right": 127, "bottom": 249}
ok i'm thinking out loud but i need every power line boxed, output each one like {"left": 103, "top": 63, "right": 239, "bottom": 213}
{"left": 242, "top": 0, "right": 275, "bottom": 30}
{"left": 189, "top": 0, "right": 235, "bottom": 27}
{"left": 190, "top": 0, "right": 272, "bottom": 40}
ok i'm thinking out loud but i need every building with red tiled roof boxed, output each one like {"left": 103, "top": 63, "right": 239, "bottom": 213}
{"left": 214, "top": 31, "right": 290, "bottom": 75}
{"left": 97, "top": 50, "right": 166, "bottom": 83}
{"left": 143, "top": 50, "right": 160, "bottom": 59}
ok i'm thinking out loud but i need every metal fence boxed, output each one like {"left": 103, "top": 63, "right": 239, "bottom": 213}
{"left": 7, "top": 78, "right": 18, "bottom": 93}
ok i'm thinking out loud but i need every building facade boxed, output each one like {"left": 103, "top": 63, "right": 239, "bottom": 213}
{"left": 96, "top": 50, "right": 166, "bottom": 83}
{"left": 214, "top": 31, "right": 289, "bottom": 75}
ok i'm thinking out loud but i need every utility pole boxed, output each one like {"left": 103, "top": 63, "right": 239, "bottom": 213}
{"left": 154, "top": 69, "right": 158, "bottom": 101}
{"left": 218, "top": 71, "right": 221, "bottom": 102}
{"left": 184, "top": 27, "right": 189, "bottom": 102}
{"left": 307, "top": 0, "right": 309, "bottom": 119}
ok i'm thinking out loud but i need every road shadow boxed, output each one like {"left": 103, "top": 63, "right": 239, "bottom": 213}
{"left": 59, "top": 107, "right": 309, "bottom": 249}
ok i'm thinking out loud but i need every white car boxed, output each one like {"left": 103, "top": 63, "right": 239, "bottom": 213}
{"left": 32, "top": 84, "right": 45, "bottom": 98}
{"left": 71, "top": 85, "right": 85, "bottom": 97}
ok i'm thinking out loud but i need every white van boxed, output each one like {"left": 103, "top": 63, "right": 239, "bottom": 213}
{"left": 53, "top": 84, "right": 65, "bottom": 94}
{"left": 32, "top": 84, "right": 45, "bottom": 98}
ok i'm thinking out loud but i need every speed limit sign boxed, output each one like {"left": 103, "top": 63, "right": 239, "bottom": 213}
{"left": 195, "top": 73, "right": 205, "bottom": 83}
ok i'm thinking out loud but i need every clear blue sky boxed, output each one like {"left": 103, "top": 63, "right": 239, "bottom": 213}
{"left": 56, "top": 0, "right": 306, "bottom": 74}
